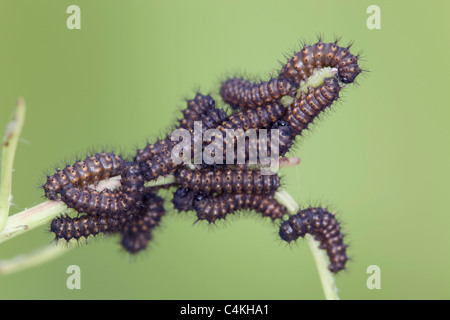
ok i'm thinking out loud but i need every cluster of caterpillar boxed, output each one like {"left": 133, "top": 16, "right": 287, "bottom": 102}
{"left": 43, "top": 37, "right": 362, "bottom": 272}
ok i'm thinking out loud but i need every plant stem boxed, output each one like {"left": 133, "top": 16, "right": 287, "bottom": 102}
{"left": 0, "top": 200, "right": 67, "bottom": 244}
{"left": 0, "top": 242, "right": 71, "bottom": 276}
{"left": 0, "top": 98, "right": 26, "bottom": 232}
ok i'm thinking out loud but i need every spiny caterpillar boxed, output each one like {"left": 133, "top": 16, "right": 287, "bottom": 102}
{"left": 59, "top": 163, "right": 145, "bottom": 217}
{"left": 216, "top": 103, "right": 285, "bottom": 131}
{"left": 194, "top": 193, "right": 287, "bottom": 223}
{"left": 220, "top": 78, "right": 296, "bottom": 109}
{"left": 205, "top": 103, "right": 290, "bottom": 165}
{"left": 174, "top": 167, "right": 281, "bottom": 195}
{"left": 279, "top": 207, "right": 348, "bottom": 273}
{"left": 283, "top": 77, "right": 342, "bottom": 138}
{"left": 43, "top": 37, "right": 363, "bottom": 274}
{"left": 119, "top": 192, "right": 165, "bottom": 254}
{"left": 43, "top": 152, "right": 124, "bottom": 200}
{"left": 50, "top": 214, "right": 120, "bottom": 242}
{"left": 279, "top": 40, "right": 361, "bottom": 85}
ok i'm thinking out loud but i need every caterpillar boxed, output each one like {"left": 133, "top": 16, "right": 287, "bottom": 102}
{"left": 43, "top": 152, "right": 124, "bottom": 200}
{"left": 220, "top": 77, "right": 296, "bottom": 109}
{"left": 198, "top": 103, "right": 287, "bottom": 165}
{"left": 174, "top": 167, "right": 280, "bottom": 195}
{"left": 140, "top": 149, "right": 179, "bottom": 182}
{"left": 197, "top": 107, "right": 228, "bottom": 134}
{"left": 219, "top": 119, "right": 294, "bottom": 165}
{"left": 118, "top": 163, "right": 146, "bottom": 196}
{"left": 50, "top": 214, "right": 120, "bottom": 242}
{"left": 279, "top": 207, "right": 348, "bottom": 273}
{"left": 216, "top": 103, "right": 285, "bottom": 132}
{"left": 279, "top": 40, "right": 361, "bottom": 86}
{"left": 60, "top": 188, "right": 139, "bottom": 219}
{"left": 120, "top": 192, "right": 165, "bottom": 254}
{"left": 283, "top": 77, "right": 342, "bottom": 138}
{"left": 179, "top": 93, "right": 216, "bottom": 130}
{"left": 194, "top": 193, "right": 287, "bottom": 223}
{"left": 60, "top": 163, "right": 145, "bottom": 218}
{"left": 202, "top": 118, "right": 293, "bottom": 167}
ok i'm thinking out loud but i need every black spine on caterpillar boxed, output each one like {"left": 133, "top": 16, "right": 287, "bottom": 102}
{"left": 194, "top": 193, "right": 287, "bottom": 223}
{"left": 50, "top": 214, "right": 120, "bottom": 241}
{"left": 279, "top": 41, "right": 361, "bottom": 85}
{"left": 279, "top": 207, "right": 348, "bottom": 273}
{"left": 43, "top": 152, "right": 124, "bottom": 200}
{"left": 119, "top": 192, "right": 166, "bottom": 254}
{"left": 220, "top": 77, "right": 296, "bottom": 109}
{"left": 283, "top": 77, "right": 342, "bottom": 138}
{"left": 174, "top": 167, "right": 280, "bottom": 195}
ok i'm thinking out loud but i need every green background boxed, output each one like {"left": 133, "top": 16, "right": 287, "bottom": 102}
{"left": 0, "top": 0, "right": 449, "bottom": 300}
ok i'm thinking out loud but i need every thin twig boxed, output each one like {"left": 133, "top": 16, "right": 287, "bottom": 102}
{"left": 0, "top": 242, "right": 71, "bottom": 276}
{"left": 0, "top": 98, "right": 26, "bottom": 232}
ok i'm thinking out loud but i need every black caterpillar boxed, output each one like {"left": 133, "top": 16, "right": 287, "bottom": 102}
{"left": 50, "top": 214, "right": 120, "bottom": 241}
{"left": 279, "top": 40, "right": 361, "bottom": 85}
{"left": 194, "top": 193, "right": 287, "bottom": 223}
{"left": 59, "top": 163, "right": 145, "bottom": 217}
{"left": 43, "top": 152, "right": 124, "bottom": 200}
{"left": 279, "top": 207, "right": 348, "bottom": 273}
{"left": 283, "top": 77, "right": 342, "bottom": 138}
{"left": 119, "top": 192, "right": 165, "bottom": 254}
{"left": 203, "top": 103, "right": 288, "bottom": 165}
{"left": 220, "top": 78, "right": 296, "bottom": 109}
{"left": 174, "top": 167, "right": 280, "bottom": 195}
{"left": 216, "top": 103, "right": 285, "bottom": 132}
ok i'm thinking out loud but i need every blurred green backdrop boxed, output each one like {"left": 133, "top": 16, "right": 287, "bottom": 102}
{"left": 0, "top": 0, "right": 449, "bottom": 300}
